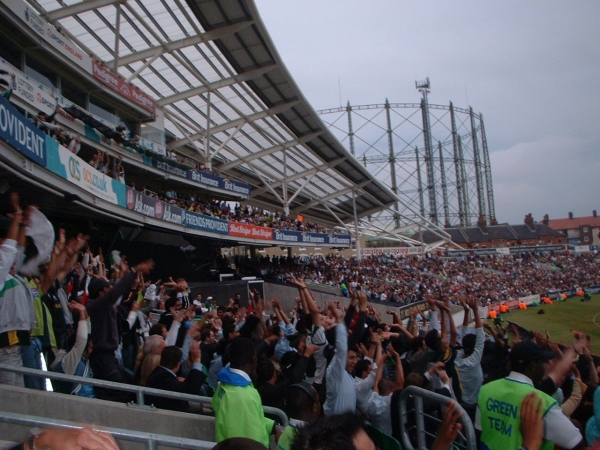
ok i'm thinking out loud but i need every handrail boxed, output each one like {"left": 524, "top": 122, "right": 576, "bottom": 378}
{"left": 398, "top": 386, "right": 477, "bottom": 450}
{"left": 0, "top": 411, "right": 215, "bottom": 450}
{"left": 0, "top": 363, "right": 288, "bottom": 427}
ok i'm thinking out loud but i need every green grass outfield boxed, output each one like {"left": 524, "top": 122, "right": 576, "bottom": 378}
{"left": 487, "top": 294, "right": 600, "bottom": 354}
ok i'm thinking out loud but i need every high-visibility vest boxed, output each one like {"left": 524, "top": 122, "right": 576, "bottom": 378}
{"left": 478, "top": 378, "right": 557, "bottom": 450}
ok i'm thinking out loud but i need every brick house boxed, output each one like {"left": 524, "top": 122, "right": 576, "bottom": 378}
{"left": 546, "top": 211, "right": 600, "bottom": 246}
{"left": 412, "top": 214, "right": 564, "bottom": 249}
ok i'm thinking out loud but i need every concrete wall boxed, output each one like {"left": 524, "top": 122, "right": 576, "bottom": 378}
{"left": 264, "top": 282, "right": 465, "bottom": 324}
{"left": 0, "top": 385, "right": 215, "bottom": 450}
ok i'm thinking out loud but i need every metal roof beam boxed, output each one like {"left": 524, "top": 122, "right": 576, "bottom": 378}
{"left": 367, "top": 222, "right": 424, "bottom": 246}
{"left": 157, "top": 64, "right": 277, "bottom": 107}
{"left": 219, "top": 130, "right": 321, "bottom": 172}
{"left": 249, "top": 167, "right": 318, "bottom": 197}
{"left": 45, "top": 0, "right": 122, "bottom": 21}
{"left": 295, "top": 182, "right": 370, "bottom": 211}
{"left": 323, "top": 203, "right": 353, "bottom": 233}
{"left": 286, "top": 172, "right": 316, "bottom": 206}
{"left": 106, "top": 20, "right": 253, "bottom": 67}
{"left": 169, "top": 100, "right": 301, "bottom": 149}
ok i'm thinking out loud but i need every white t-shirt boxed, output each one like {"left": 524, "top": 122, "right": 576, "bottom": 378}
{"left": 306, "top": 325, "right": 327, "bottom": 384}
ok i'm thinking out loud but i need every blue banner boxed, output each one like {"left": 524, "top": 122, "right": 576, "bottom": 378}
{"left": 272, "top": 229, "right": 351, "bottom": 247}
{"left": 146, "top": 157, "right": 252, "bottom": 196}
{"left": 0, "top": 94, "right": 47, "bottom": 166}
{"left": 327, "top": 234, "right": 352, "bottom": 246}
{"left": 181, "top": 210, "right": 229, "bottom": 235}
{"left": 188, "top": 169, "right": 251, "bottom": 196}
{"left": 125, "top": 188, "right": 182, "bottom": 224}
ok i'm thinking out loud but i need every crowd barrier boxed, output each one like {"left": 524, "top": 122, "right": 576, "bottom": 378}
{"left": 398, "top": 386, "right": 476, "bottom": 450}
{"left": 0, "top": 363, "right": 289, "bottom": 427}
{"left": 0, "top": 411, "right": 215, "bottom": 450}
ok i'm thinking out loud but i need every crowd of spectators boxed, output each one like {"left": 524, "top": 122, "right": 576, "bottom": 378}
{"left": 127, "top": 186, "right": 336, "bottom": 234}
{"left": 7, "top": 93, "right": 337, "bottom": 235}
{"left": 3, "top": 192, "right": 600, "bottom": 450}
{"left": 237, "top": 252, "right": 600, "bottom": 306}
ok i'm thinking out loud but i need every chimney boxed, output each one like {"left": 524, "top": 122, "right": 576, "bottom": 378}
{"left": 594, "top": 210, "right": 597, "bottom": 218}
{"left": 524, "top": 213, "right": 535, "bottom": 230}
{"left": 477, "top": 215, "right": 487, "bottom": 233}
{"left": 542, "top": 214, "right": 549, "bottom": 226}
{"left": 569, "top": 212, "right": 573, "bottom": 219}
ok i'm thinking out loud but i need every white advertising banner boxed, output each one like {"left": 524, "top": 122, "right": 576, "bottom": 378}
{"left": 519, "top": 294, "right": 540, "bottom": 306}
{"left": 0, "top": 59, "right": 57, "bottom": 115}
{"left": 361, "top": 247, "right": 423, "bottom": 256}
{"left": 45, "top": 138, "right": 126, "bottom": 206}
{"left": 1, "top": 0, "right": 93, "bottom": 71}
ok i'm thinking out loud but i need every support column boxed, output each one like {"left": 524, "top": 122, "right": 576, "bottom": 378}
{"left": 113, "top": 4, "right": 121, "bottom": 73}
{"left": 457, "top": 135, "right": 471, "bottom": 226}
{"left": 205, "top": 91, "right": 212, "bottom": 170}
{"left": 283, "top": 148, "right": 289, "bottom": 215}
{"left": 421, "top": 97, "right": 438, "bottom": 226}
{"left": 438, "top": 141, "right": 450, "bottom": 227}
{"left": 386, "top": 99, "right": 401, "bottom": 228}
{"left": 479, "top": 114, "right": 497, "bottom": 225}
{"left": 415, "top": 146, "right": 426, "bottom": 218}
{"left": 470, "top": 107, "right": 486, "bottom": 222}
{"left": 450, "top": 102, "right": 465, "bottom": 227}
{"left": 352, "top": 190, "right": 361, "bottom": 261}
{"left": 347, "top": 101, "right": 355, "bottom": 156}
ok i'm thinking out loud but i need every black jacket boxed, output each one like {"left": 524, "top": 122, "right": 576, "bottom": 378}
{"left": 145, "top": 365, "right": 206, "bottom": 412}
{"left": 86, "top": 271, "right": 136, "bottom": 353}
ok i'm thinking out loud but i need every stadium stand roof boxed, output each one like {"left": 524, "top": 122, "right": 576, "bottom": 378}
{"left": 30, "top": 0, "right": 452, "bottom": 246}
{"left": 412, "top": 223, "right": 563, "bottom": 246}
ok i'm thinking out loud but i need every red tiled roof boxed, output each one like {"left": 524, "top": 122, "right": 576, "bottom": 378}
{"left": 547, "top": 216, "right": 600, "bottom": 230}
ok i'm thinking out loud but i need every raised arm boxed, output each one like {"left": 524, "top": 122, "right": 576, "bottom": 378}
{"left": 373, "top": 345, "right": 386, "bottom": 394}
{"left": 407, "top": 311, "right": 418, "bottom": 337}
{"left": 0, "top": 193, "right": 23, "bottom": 289}
{"left": 387, "top": 343, "right": 404, "bottom": 390}
{"left": 59, "top": 301, "right": 90, "bottom": 375}
{"left": 441, "top": 300, "right": 458, "bottom": 346}
{"left": 327, "top": 303, "right": 348, "bottom": 384}
{"left": 273, "top": 297, "right": 291, "bottom": 326}
{"left": 301, "top": 283, "right": 322, "bottom": 328}
{"left": 470, "top": 296, "right": 482, "bottom": 329}
{"left": 461, "top": 298, "right": 470, "bottom": 329}
{"left": 438, "top": 301, "right": 448, "bottom": 347}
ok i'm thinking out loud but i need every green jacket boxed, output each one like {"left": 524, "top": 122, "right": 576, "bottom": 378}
{"left": 212, "top": 367, "right": 274, "bottom": 447}
{"left": 277, "top": 425, "right": 299, "bottom": 450}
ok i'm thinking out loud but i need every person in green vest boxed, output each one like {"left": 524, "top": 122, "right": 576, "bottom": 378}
{"left": 212, "top": 337, "right": 275, "bottom": 447}
{"left": 277, "top": 382, "right": 321, "bottom": 450}
{"left": 476, "top": 340, "right": 582, "bottom": 450}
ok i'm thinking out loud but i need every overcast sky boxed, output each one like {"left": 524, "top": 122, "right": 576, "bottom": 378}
{"left": 254, "top": 1, "right": 600, "bottom": 225}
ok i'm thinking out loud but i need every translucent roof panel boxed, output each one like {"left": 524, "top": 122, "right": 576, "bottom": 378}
{"left": 32, "top": 0, "right": 408, "bottom": 229}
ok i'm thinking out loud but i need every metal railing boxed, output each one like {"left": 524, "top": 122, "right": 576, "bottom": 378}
{"left": 0, "top": 411, "right": 215, "bottom": 450}
{"left": 398, "top": 386, "right": 476, "bottom": 450}
{"left": 0, "top": 363, "right": 288, "bottom": 427}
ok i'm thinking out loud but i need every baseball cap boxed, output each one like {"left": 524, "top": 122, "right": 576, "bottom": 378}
{"left": 510, "top": 340, "right": 555, "bottom": 365}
